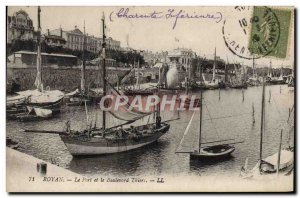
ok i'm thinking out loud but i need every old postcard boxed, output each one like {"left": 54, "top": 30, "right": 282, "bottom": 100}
{"left": 6, "top": 6, "right": 295, "bottom": 192}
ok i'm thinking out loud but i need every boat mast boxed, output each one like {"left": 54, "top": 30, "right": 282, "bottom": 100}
{"left": 136, "top": 57, "right": 140, "bottom": 89}
{"left": 259, "top": 77, "right": 265, "bottom": 170}
{"left": 101, "top": 13, "right": 107, "bottom": 130}
{"left": 133, "top": 57, "right": 136, "bottom": 90}
{"left": 252, "top": 56, "right": 255, "bottom": 78}
{"left": 225, "top": 57, "right": 229, "bottom": 84}
{"left": 35, "top": 6, "right": 43, "bottom": 92}
{"left": 80, "top": 20, "right": 86, "bottom": 93}
{"left": 198, "top": 58, "right": 203, "bottom": 152}
{"left": 212, "top": 47, "right": 216, "bottom": 81}
{"left": 269, "top": 60, "right": 273, "bottom": 78}
{"left": 185, "top": 77, "right": 188, "bottom": 94}
{"left": 277, "top": 129, "right": 283, "bottom": 175}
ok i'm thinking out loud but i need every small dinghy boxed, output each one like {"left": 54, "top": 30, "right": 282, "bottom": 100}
{"left": 190, "top": 144, "right": 235, "bottom": 159}
{"left": 260, "top": 150, "right": 294, "bottom": 173}
{"left": 15, "top": 107, "right": 53, "bottom": 122}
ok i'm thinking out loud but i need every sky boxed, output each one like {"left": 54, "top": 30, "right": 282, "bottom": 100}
{"left": 7, "top": 6, "right": 294, "bottom": 69}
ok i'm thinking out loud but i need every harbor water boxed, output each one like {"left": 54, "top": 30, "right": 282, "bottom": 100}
{"left": 6, "top": 84, "right": 294, "bottom": 178}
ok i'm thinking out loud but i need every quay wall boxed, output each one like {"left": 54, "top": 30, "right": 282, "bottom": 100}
{"left": 7, "top": 66, "right": 131, "bottom": 92}
{"left": 7, "top": 65, "right": 226, "bottom": 92}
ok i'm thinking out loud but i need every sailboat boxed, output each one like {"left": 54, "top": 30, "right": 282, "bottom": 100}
{"left": 123, "top": 58, "right": 153, "bottom": 96}
{"left": 24, "top": 14, "right": 173, "bottom": 156}
{"left": 7, "top": 6, "right": 64, "bottom": 121}
{"left": 247, "top": 57, "right": 260, "bottom": 86}
{"left": 240, "top": 78, "right": 294, "bottom": 178}
{"left": 266, "top": 61, "right": 285, "bottom": 85}
{"left": 202, "top": 48, "right": 223, "bottom": 90}
{"left": 176, "top": 64, "right": 242, "bottom": 159}
{"left": 59, "top": 91, "right": 170, "bottom": 155}
{"left": 229, "top": 63, "right": 248, "bottom": 89}
{"left": 287, "top": 68, "right": 294, "bottom": 88}
{"left": 277, "top": 66, "right": 285, "bottom": 82}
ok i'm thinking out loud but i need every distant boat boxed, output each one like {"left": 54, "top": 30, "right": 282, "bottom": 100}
{"left": 240, "top": 79, "right": 294, "bottom": 178}
{"left": 247, "top": 57, "right": 260, "bottom": 86}
{"left": 266, "top": 61, "right": 285, "bottom": 85}
{"left": 202, "top": 47, "right": 224, "bottom": 90}
{"left": 6, "top": 7, "right": 64, "bottom": 121}
{"left": 229, "top": 63, "right": 248, "bottom": 89}
{"left": 287, "top": 65, "right": 294, "bottom": 87}
{"left": 123, "top": 60, "right": 154, "bottom": 96}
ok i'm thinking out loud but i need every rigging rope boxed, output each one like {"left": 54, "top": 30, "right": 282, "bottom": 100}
{"left": 203, "top": 101, "right": 220, "bottom": 140}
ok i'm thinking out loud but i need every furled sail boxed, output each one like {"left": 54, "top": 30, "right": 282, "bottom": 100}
{"left": 166, "top": 64, "right": 179, "bottom": 88}
{"left": 17, "top": 89, "right": 64, "bottom": 104}
{"left": 105, "top": 84, "right": 152, "bottom": 122}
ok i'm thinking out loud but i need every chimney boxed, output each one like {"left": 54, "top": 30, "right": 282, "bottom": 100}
{"left": 47, "top": 29, "right": 50, "bottom": 36}
{"left": 60, "top": 27, "right": 62, "bottom": 37}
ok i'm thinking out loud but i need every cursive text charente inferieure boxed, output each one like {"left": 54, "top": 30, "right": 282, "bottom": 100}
{"left": 110, "top": 8, "right": 223, "bottom": 29}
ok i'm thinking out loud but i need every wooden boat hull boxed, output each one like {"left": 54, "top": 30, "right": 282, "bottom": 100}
{"left": 65, "top": 98, "right": 91, "bottom": 106}
{"left": 266, "top": 79, "right": 285, "bottom": 85}
{"left": 123, "top": 89, "right": 154, "bottom": 96}
{"left": 7, "top": 114, "right": 52, "bottom": 122}
{"left": 241, "top": 150, "right": 294, "bottom": 178}
{"left": 60, "top": 123, "right": 170, "bottom": 156}
{"left": 230, "top": 84, "right": 248, "bottom": 89}
{"left": 65, "top": 93, "right": 101, "bottom": 106}
{"left": 190, "top": 145, "right": 235, "bottom": 159}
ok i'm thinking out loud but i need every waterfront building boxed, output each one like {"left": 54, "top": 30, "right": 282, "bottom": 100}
{"left": 7, "top": 10, "right": 34, "bottom": 44}
{"left": 167, "top": 48, "right": 196, "bottom": 70}
{"left": 48, "top": 26, "right": 121, "bottom": 53}
{"left": 142, "top": 50, "right": 168, "bottom": 66}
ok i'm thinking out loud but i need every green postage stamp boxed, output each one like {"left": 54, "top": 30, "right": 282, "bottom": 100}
{"left": 249, "top": 6, "right": 292, "bottom": 59}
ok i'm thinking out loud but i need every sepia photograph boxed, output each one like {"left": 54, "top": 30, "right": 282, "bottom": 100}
{"left": 5, "top": 5, "right": 295, "bottom": 192}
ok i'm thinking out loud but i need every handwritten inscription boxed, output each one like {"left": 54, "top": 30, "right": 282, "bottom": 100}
{"left": 110, "top": 8, "right": 222, "bottom": 29}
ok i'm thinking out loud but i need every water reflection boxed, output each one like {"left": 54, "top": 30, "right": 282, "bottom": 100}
{"left": 69, "top": 141, "right": 168, "bottom": 176}
{"left": 6, "top": 85, "right": 294, "bottom": 177}
{"left": 189, "top": 155, "right": 235, "bottom": 173}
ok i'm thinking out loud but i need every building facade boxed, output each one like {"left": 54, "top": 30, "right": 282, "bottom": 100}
{"left": 44, "top": 29, "right": 66, "bottom": 47}
{"left": 142, "top": 50, "right": 168, "bottom": 66}
{"left": 48, "top": 26, "right": 121, "bottom": 53}
{"left": 7, "top": 10, "right": 35, "bottom": 44}
{"left": 167, "top": 48, "right": 196, "bottom": 70}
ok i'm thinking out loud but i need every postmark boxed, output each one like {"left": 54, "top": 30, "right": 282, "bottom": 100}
{"left": 222, "top": 6, "right": 281, "bottom": 60}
